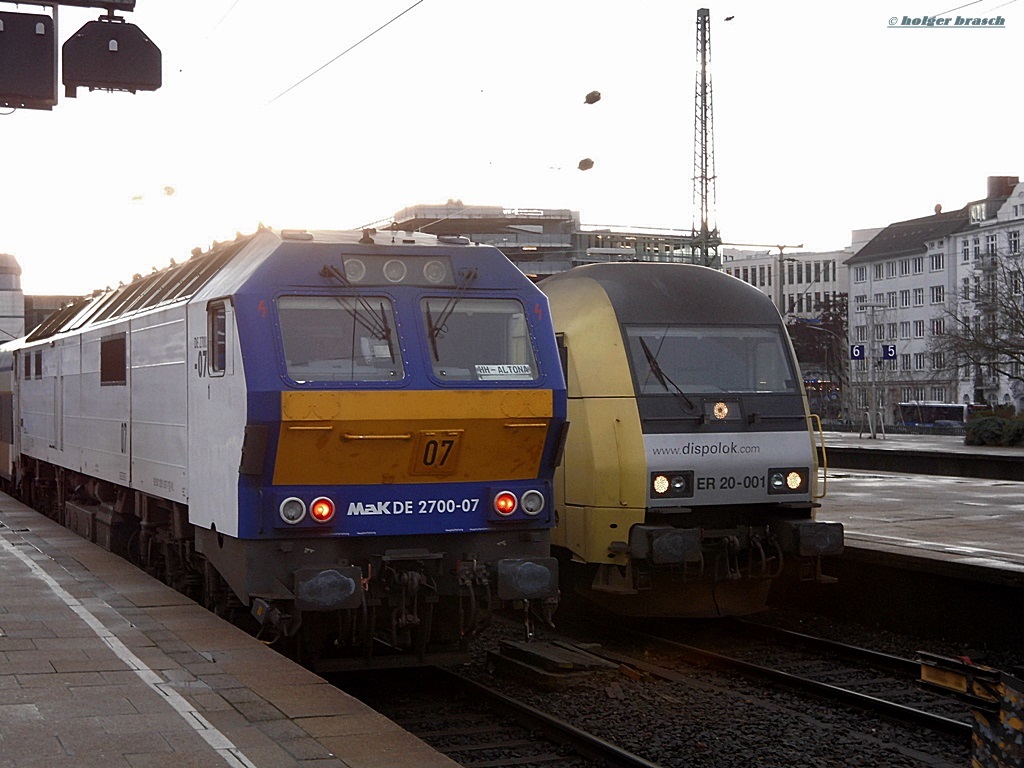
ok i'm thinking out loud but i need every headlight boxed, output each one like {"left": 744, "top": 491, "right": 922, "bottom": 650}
{"left": 383, "top": 259, "right": 407, "bottom": 283}
{"left": 423, "top": 260, "right": 447, "bottom": 284}
{"left": 768, "top": 468, "right": 808, "bottom": 495}
{"left": 343, "top": 258, "right": 366, "bottom": 282}
{"left": 651, "top": 471, "right": 694, "bottom": 499}
{"left": 520, "top": 490, "right": 545, "bottom": 515}
{"left": 279, "top": 497, "right": 306, "bottom": 524}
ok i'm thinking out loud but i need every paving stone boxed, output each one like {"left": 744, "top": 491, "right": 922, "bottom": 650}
{"left": 0, "top": 498, "right": 459, "bottom": 768}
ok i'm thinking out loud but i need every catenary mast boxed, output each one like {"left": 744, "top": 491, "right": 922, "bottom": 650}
{"left": 693, "top": 8, "right": 722, "bottom": 267}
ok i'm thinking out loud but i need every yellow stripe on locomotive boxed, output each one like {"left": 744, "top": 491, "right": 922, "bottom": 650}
{"left": 274, "top": 389, "right": 553, "bottom": 485}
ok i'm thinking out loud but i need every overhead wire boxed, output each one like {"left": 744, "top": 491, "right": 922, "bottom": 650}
{"left": 269, "top": 0, "right": 425, "bottom": 104}
{"left": 933, "top": 0, "right": 985, "bottom": 14}
{"left": 210, "top": 0, "right": 245, "bottom": 33}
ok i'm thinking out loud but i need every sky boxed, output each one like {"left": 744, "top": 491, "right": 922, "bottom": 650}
{"left": 1, "top": 0, "right": 1021, "bottom": 295}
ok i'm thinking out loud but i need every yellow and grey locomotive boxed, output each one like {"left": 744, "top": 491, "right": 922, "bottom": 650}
{"left": 542, "top": 262, "right": 842, "bottom": 617}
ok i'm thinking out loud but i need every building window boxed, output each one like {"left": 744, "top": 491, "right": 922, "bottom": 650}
{"left": 913, "top": 288, "right": 924, "bottom": 306}
{"left": 932, "top": 352, "right": 945, "bottom": 370}
{"left": 855, "top": 325, "right": 867, "bottom": 342}
{"left": 913, "top": 352, "right": 926, "bottom": 370}
{"left": 931, "top": 318, "right": 944, "bottom": 335}
{"left": 1009, "top": 230, "right": 1020, "bottom": 254}
{"left": 973, "top": 237, "right": 980, "bottom": 258}
{"left": 887, "top": 322, "right": 898, "bottom": 339}
{"left": 899, "top": 321, "right": 910, "bottom": 339}
{"left": 33, "top": 351, "right": 42, "bottom": 380}
{"left": 913, "top": 320, "right": 925, "bottom": 338}
{"left": 899, "top": 259, "right": 911, "bottom": 276}
{"left": 930, "top": 285, "right": 945, "bottom": 304}
{"left": 855, "top": 294, "right": 867, "bottom": 311}
{"left": 986, "top": 234, "right": 997, "bottom": 255}
{"left": 886, "top": 261, "right": 897, "bottom": 278}
{"left": 100, "top": 334, "right": 127, "bottom": 386}
{"left": 854, "top": 266, "right": 867, "bottom": 283}
{"left": 961, "top": 277, "right": 971, "bottom": 299}
{"left": 900, "top": 354, "right": 911, "bottom": 371}
{"left": 887, "top": 291, "right": 897, "bottom": 308}
{"left": 961, "top": 239, "right": 970, "bottom": 262}
{"left": 899, "top": 289, "right": 910, "bottom": 307}
{"left": 930, "top": 386, "right": 946, "bottom": 401}
{"left": 930, "top": 253, "right": 944, "bottom": 271}
{"left": 874, "top": 324, "right": 885, "bottom": 341}
{"left": 912, "top": 257, "right": 924, "bottom": 274}
{"left": 873, "top": 263, "right": 884, "bottom": 280}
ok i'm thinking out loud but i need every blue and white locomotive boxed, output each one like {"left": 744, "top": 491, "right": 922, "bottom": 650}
{"left": 1, "top": 228, "right": 566, "bottom": 666}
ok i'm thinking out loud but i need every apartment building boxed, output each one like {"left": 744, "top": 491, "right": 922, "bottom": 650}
{"left": 843, "top": 175, "right": 1021, "bottom": 421}
{"left": 720, "top": 248, "right": 849, "bottom": 318}
{"left": 952, "top": 179, "right": 1024, "bottom": 410}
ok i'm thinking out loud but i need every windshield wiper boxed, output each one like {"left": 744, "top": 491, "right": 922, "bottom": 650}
{"left": 638, "top": 336, "right": 696, "bottom": 412}
{"left": 378, "top": 301, "right": 395, "bottom": 363}
{"left": 319, "top": 264, "right": 391, "bottom": 342}
{"left": 425, "top": 303, "right": 441, "bottom": 361}
{"left": 426, "top": 267, "right": 478, "bottom": 358}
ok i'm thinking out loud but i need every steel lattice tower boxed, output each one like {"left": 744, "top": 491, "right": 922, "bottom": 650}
{"left": 692, "top": 8, "right": 721, "bottom": 267}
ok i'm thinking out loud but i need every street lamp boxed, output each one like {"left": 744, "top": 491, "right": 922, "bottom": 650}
{"left": 862, "top": 302, "right": 887, "bottom": 439}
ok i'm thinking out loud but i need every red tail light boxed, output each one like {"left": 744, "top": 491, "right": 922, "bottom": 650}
{"left": 493, "top": 491, "right": 517, "bottom": 516}
{"left": 310, "top": 497, "right": 336, "bottom": 523}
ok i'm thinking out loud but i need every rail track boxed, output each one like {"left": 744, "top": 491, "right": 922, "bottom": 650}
{"left": 336, "top": 666, "right": 663, "bottom": 768}
{"left": 583, "top": 617, "right": 974, "bottom": 740}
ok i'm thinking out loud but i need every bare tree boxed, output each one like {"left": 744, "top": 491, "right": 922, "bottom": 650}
{"left": 930, "top": 250, "right": 1024, "bottom": 404}
{"left": 786, "top": 294, "right": 849, "bottom": 419}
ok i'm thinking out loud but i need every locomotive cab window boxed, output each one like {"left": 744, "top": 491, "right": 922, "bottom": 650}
{"left": 421, "top": 297, "right": 538, "bottom": 382}
{"left": 625, "top": 325, "right": 798, "bottom": 395}
{"left": 207, "top": 300, "right": 229, "bottom": 376}
{"left": 278, "top": 295, "right": 404, "bottom": 383}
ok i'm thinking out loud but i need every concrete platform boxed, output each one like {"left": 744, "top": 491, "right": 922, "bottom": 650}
{"left": 820, "top": 430, "right": 1024, "bottom": 480}
{"left": 819, "top": 468, "right": 1024, "bottom": 589}
{"left": 0, "top": 492, "right": 457, "bottom": 768}
{"left": 816, "top": 434, "right": 1024, "bottom": 588}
